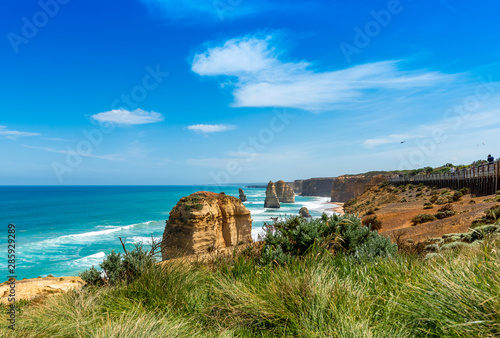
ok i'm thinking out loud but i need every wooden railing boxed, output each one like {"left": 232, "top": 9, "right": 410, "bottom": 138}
{"left": 388, "top": 161, "right": 500, "bottom": 195}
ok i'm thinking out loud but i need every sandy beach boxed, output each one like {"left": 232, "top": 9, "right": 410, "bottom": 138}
{"left": 325, "top": 202, "right": 344, "bottom": 216}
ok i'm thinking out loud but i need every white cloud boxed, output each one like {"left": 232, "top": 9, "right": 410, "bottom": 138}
{"left": 91, "top": 109, "right": 164, "bottom": 125}
{"left": 0, "top": 125, "right": 40, "bottom": 139}
{"left": 192, "top": 36, "right": 452, "bottom": 111}
{"left": 187, "top": 124, "right": 236, "bottom": 133}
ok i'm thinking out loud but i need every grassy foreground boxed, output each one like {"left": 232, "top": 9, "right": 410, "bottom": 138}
{"left": 3, "top": 218, "right": 500, "bottom": 337}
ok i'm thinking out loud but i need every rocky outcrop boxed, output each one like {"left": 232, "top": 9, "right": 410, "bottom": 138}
{"left": 301, "top": 178, "right": 336, "bottom": 197}
{"left": 288, "top": 180, "right": 303, "bottom": 194}
{"left": 161, "top": 192, "right": 252, "bottom": 260}
{"left": 264, "top": 181, "right": 280, "bottom": 208}
{"left": 275, "top": 180, "right": 295, "bottom": 203}
{"left": 331, "top": 174, "right": 386, "bottom": 202}
{"left": 299, "top": 207, "right": 311, "bottom": 218}
{"left": 239, "top": 188, "right": 247, "bottom": 202}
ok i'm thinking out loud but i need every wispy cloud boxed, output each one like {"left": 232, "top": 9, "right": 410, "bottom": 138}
{"left": 91, "top": 109, "right": 164, "bottom": 125}
{"left": 363, "top": 109, "right": 500, "bottom": 149}
{"left": 192, "top": 36, "right": 453, "bottom": 111}
{"left": 139, "top": 0, "right": 254, "bottom": 21}
{"left": 187, "top": 124, "right": 236, "bottom": 134}
{"left": 22, "top": 145, "right": 123, "bottom": 161}
{"left": 0, "top": 125, "right": 40, "bottom": 139}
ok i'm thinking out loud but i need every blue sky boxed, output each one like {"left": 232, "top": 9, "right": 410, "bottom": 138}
{"left": 1, "top": 0, "right": 500, "bottom": 185}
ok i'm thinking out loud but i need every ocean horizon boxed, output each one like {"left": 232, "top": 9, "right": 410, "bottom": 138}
{"left": 0, "top": 185, "right": 333, "bottom": 280}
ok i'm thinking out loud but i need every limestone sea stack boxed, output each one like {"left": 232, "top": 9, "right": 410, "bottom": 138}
{"left": 161, "top": 192, "right": 253, "bottom": 260}
{"left": 239, "top": 188, "right": 247, "bottom": 202}
{"left": 264, "top": 181, "right": 280, "bottom": 208}
{"left": 275, "top": 180, "right": 295, "bottom": 203}
{"left": 299, "top": 207, "right": 311, "bottom": 218}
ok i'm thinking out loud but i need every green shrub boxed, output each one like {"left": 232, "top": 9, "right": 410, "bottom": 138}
{"left": 361, "top": 216, "right": 382, "bottom": 231}
{"left": 460, "top": 187, "right": 470, "bottom": 195}
{"left": 261, "top": 214, "right": 396, "bottom": 263}
{"left": 438, "top": 204, "right": 453, "bottom": 212}
{"left": 400, "top": 197, "right": 407, "bottom": 203}
{"left": 411, "top": 214, "right": 437, "bottom": 226}
{"left": 80, "top": 245, "right": 156, "bottom": 287}
{"left": 79, "top": 266, "right": 103, "bottom": 286}
{"left": 434, "top": 211, "right": 457, "bottom": 220}
{"left": 452, "top": 191, "right": 463, "bottom": 201}
{"left": 435, "top": 198, "right": 446, "bottom": 205}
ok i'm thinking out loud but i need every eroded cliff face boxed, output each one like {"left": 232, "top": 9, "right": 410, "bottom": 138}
{"left": 264, "top": 181, "right": 280, "bottom": 208}
{"left": 301, "top": 178, "right": 336, "bottom": 197}
{"left": 288, "top": 180, "right": 303, "bottom": 194}
{"left": 161, "top": 192, "right": 252, "bottom": 260}
{"left": 275, "top": 180, "right": 295, "bottom": 203}
{"left": 330, "top": 174, "right": 386, "bottom": 202}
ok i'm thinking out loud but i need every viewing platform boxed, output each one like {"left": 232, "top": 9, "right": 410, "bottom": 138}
{"left": 388, "top": 161, "right": 500, "bottom": 196}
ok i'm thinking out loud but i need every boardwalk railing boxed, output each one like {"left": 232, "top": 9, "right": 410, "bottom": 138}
{"left": 388, "top": 161, "right": 500, "bottom": 196}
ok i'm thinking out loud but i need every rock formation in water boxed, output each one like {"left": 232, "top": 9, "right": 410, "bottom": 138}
{"left": 300, "top": 178, "right": 336, "bottom": 197}
{"left": 275, "top": 180, "right": 295, "bottom": 203}
{"left": 264, "top": 181, "right": 281, "bottom": 208}
{"left": 239, "top": 188, "right": 247, "bottom": 202}
{"left": 161, "top": 192, "right": 253, "bottom": 260}
{"left": 299, "top": 206, "right": 311, "bottom": 218}
{"left": 330, "top": 174, "right": 386, "bottom": 202}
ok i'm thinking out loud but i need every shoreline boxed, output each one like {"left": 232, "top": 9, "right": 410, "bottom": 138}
{"left": 324, "top": 202, "right": 345, "bottom": 216}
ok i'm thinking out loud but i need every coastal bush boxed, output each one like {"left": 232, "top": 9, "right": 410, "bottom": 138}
{"left": 438, "top": 204, "right": 453, "bottom": 212}
{"left": 79, "top": 266, "right": 103, "bottom": 286}
{"left": 460, "top": 187, "right": 470, "bottom": 195}
{"left": 430, "top": 195, "right": 439, "bottom": 203}
{"left": 435, "top": 198, "right": 447, "bottom": 205}
{"left": 411, "top": 214, "right": 437, "bottom": 226}
{"left": 361, "top": 216, "right": 382, "bottom": 231}
{"left": 261, "top": 214, "right": 396, "bottom": 263}
{"left": 434, "top": 211, "right": 457, "bottom": 220}
{"left": 400, "top": 197, "right": 407, "bottom": 203}
{"left": 452, "top": 191, "right": 463, "bottom": 201}
{"left": 80, "top": 245, "right": 155, "bottom": 286}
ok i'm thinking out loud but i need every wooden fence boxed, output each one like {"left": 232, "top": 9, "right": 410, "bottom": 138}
{"left": 388, "top": 161, "right": 500, "bottom": 196}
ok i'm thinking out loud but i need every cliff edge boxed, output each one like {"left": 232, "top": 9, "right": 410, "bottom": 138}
{"left": 331, "top": 174, "right": 386, "bottom": 202}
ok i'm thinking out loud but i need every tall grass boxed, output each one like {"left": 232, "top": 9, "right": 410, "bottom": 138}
{"left": 2, "top": 229, "right": 500, "bottom": 336}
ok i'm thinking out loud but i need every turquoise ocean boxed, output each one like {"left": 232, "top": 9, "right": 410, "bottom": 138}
{"left": 0, "top": 186, "right": 333, "bottom": 280}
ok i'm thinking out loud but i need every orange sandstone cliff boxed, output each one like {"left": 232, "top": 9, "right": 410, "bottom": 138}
{"left": 161, "top": 192, "right": 252, "bottom": 260}
{"left": 331, "top": 174, "right": 386, "bottom": 202}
